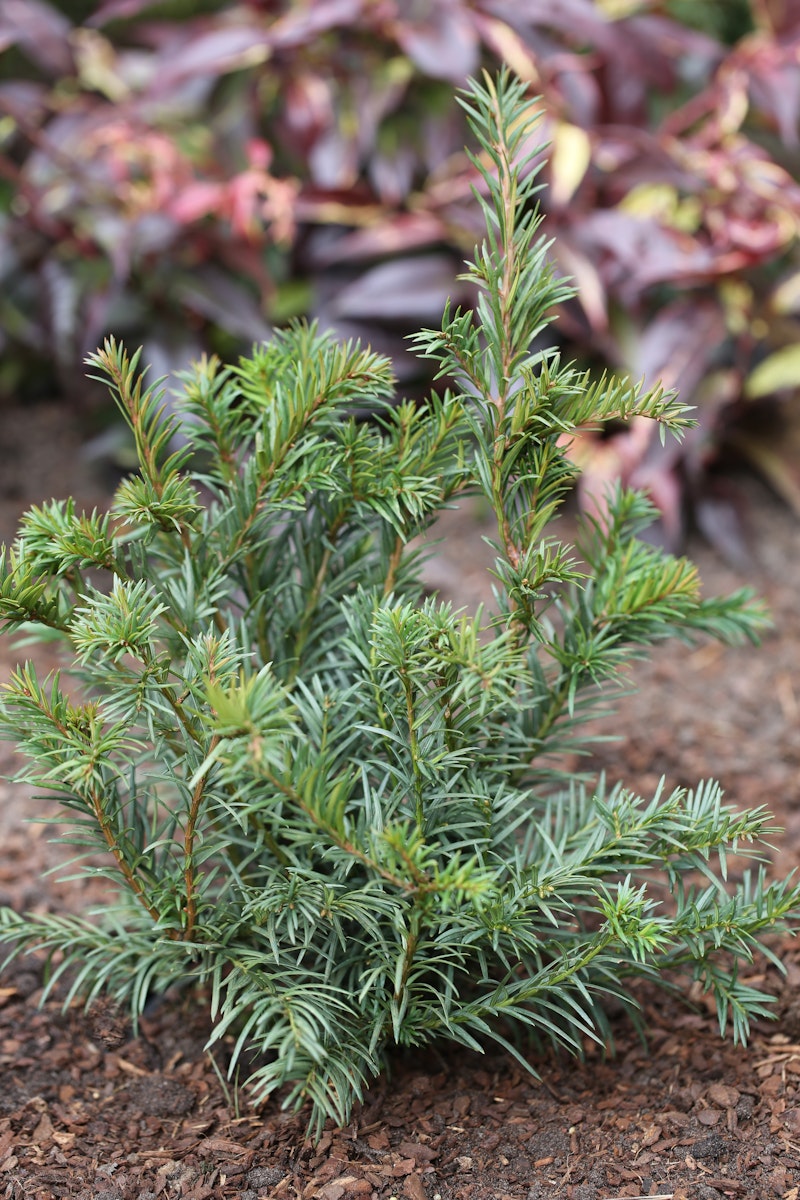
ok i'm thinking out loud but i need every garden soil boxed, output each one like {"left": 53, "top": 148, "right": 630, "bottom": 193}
{"left": 0, "top": 402, "right": 799, "bottom": 1200}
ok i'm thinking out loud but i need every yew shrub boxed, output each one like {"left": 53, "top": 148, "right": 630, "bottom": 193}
{"left": 0, "top": 74, "right": 793, "bottom": 1134}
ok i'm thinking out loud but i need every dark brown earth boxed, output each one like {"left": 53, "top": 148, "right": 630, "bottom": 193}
{"left": 0, "top": 402, "right": 799, "bottom": 1199}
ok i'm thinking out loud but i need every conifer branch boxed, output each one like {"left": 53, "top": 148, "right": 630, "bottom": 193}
{"left": 0, "top": 71, "right": 787, "bottom": 1137}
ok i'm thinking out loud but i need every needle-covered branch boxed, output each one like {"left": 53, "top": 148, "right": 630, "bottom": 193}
{"left": 0, "top": 71, "right": 788, "bottom": 1138}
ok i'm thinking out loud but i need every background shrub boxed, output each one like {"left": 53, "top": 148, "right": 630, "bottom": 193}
{"left": 1, "top": 1, "right": 800, "bottom": 546}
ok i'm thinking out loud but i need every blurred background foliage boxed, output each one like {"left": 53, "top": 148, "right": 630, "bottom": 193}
{"left": 1, "top": 0, "right": 799, "bottom": 555}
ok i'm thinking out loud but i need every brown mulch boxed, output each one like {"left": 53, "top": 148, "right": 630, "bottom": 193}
{"left": 0, "top": 402, "right": 799, "bottom": 1199}
{"left": 0, "top": 953, "right": 799, "bottom": 1200}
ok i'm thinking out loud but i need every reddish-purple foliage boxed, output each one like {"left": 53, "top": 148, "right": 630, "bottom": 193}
{"left": 1, "top": 0, "right": 799, "bottom": 548}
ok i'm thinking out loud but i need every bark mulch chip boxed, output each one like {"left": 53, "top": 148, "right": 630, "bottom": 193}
{"left": 0, "top": 953, "right": 799, "bottom": 1198}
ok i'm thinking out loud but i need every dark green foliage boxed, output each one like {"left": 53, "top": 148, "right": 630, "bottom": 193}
{"left": 0, "top": 74, "right": 793, "bottom": 1136}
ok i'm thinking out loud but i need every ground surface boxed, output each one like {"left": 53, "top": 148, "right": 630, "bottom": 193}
{"left": 0, "top": 403, "right": 799, "bottom": 1199}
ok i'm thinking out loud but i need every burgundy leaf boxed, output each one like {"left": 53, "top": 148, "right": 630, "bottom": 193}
{"left": 632, "top": 299, "right": 726, "bottom": 397}
{"left": 308, "top": 126, "right": 360, "bottom": 191}
{"left": 590, "top": 127, "right": 694, "bottom": 197}
{"left": 547, "top": 54, "right": 604, "bottom": 130}
{"left": 620, "top": 13, "right": 721, "bottom": 97}
{"left": 482, "top": 0, "right": 615, "bottom": 45}
{"left": 89, "top": 0, "right": 164, "bottom": 24}
{"left": 174, "top": 267, "right": 271, "bottom": 343}
{"left": 368, "top": 145, "right": 417, "bottom": 206}
{"left": 550, "top": 239, "right": 607, "bottom": 332}
{"left": 596, "top": 17, "right": 683, "bottom": 125}
{"left": 126, "top": 212, "right": 182, "bottom": 259}
{"left": 470, "top": 11, "right": 539, "bottom": 84}
{"left": 0, "top": 80, "right": 48, "bottom": 123}
{"left": 278, "top": 73, "right": 335, "bottom": 157}
{"left": 571, "top": 209, "right": 764, "bottom": 297}
{"left": 0, "top": 0, "right": 72, "bottom": 75}
{"left": 742, "top": 34, "right": 800, "bottom": 146}
{"left": 331, "top": 254, "right": 469, "bottom": 323}
{"left": 268, "top": 0, "right": 367, "bottom": 50}
{"left": 150, "top": 22, "right": 274, "bottom": 89}
{"left": 392, "top": 2, "right": 479, "bottom": 83}
{"left": 693, "top": 487, "right": 753, "bottom": 571}
{"left": 738, "top": 397, "right": 800, "bottom": 515}
{"left": 629, "top": 457, "right": 685, "bottom": 552}
{"left": 310, "top": 213, "right": 447, "bottom": 267}
{"left": 419, "top": 95, "right": 473, "bottom": 175}
{"left": 758, "top": 0, "right": 800, "bottom": 35}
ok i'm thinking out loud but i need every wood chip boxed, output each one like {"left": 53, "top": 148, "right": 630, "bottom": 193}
{"left": 403, "top": 1175, "right": 428, "bottom": 1200}
{"left": 707, "top": 1083, "right": 740, "bottom": 1108}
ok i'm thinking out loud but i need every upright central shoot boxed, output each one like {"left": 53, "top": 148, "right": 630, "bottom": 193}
{"left": 0, "top": 72, "right": 793, "bottom": 1137}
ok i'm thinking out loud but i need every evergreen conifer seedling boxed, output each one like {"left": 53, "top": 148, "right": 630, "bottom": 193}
{"left": 0, "top": 73, "right": 795, "bottom": 1134}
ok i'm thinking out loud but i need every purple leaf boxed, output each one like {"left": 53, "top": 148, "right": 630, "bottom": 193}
{"left": 174, "top": 267, "right": 272, "bottom": 343}
{"left": 632, "top": 299, "right": 726, "bottom": 397}
{"left": 732, "top": 398, "right": 800, "bottom": 516}
{"left": 268, "top": 0, "right": 367, "bottom": 50}
{"left": 0, "top": 0, "right": 72, "bottom": 75}
{"left": 89, "top": 0, "right": 165, "bottom": 24}
{"left": 278, "top": 73, "right": 335, "bottom": 157}
{"left": 368, "top": 145, "right": 418, "bottom": 206}
{"left": 629, "top": 458, "right": 685, "bottom": 552}
{"left": 744, "top": 35, "right": 800, "bottom": 147}
{"left": 310, "top": 213, "right": 447, "bottom": 267}
{"left": 0, "top": 80, "right": 48, "bottom": 123}
{"left": 393, "top": 2, "right": 479, "bottom": 83}
{"left": 331, "top": 254, "right": 470, "bottom": 323}
{"left": 550, "top": 239, "right": 607, "bottom": 332}
{"left": 604, "top": 14, "right": 721, "bottom": 122}
{"left": 308, "top": 126, "right": 360, "bottom": 190}
{"left": 483, "top": 0, "right": 614, "bottom": 43}
{"left": 572, "top": 210, "right": 726, "bottom": 298}
{"left": 693, "top": 487, "right": 752, "bottom": 571}
{"left": 149, "top": 22, "right": 275, "bottom": 90}
{"left": 471, "top": 11, "right": 539, "bottom": 84}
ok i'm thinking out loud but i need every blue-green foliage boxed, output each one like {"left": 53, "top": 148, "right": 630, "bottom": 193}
{"left": 0, "top": 73, "right": 789, "bottom": 1136}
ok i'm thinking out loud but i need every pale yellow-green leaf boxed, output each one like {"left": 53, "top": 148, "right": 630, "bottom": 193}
{"left": 619, "top": 183, "right": 701, "bottom": 233}
{"left": 594, "top": 0, "right": 647, "bottom": 16}
{"left": 72, "top": 29, "right": 130, "bottom": 102}
{"left": 479, "top": 17, "right": 540, "bottom": 83}
{"left": 550, "top": 122, "right": 591, "bottom": 207}
{"left": 744, "top": 345, "right": 800, "bottom": 399}
{"left": 719, "top": 279, "right": 754, "bottom": 337}
{"left": 771, "top": 272, "right": 800, "bottom": 315}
